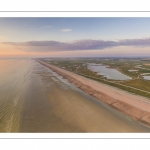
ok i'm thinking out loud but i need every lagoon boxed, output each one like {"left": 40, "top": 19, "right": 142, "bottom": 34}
{"left": 88, "top": 64, "right": 132, "bottom": 80}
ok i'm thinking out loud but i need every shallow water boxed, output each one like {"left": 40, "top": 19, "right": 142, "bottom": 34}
{"left": 88, "top": 64, "right": 131, "bottom": 80}
{"left": 141, "top": 73, "right": 150, "bottom": 75}
{"left": 0, "top": 59, "right": 33, "bottom": 132}
{"left": 128, "top": 70, "right": 138, "bottom": 72}
{"left": 143, "top": 76, "right": 150, "bottom": 80}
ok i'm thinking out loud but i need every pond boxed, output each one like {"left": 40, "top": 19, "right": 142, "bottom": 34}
{"left": 141, "top": 73, "right": 150, "bottom": 75}
{"left": 143, "top": 76, "right": 150, "bottom": 80}
{"left": 88, "top": 64, "right": 132, "bottom": 80}
{"left": 128, "top": 70, "right": 138, "bottom": 72}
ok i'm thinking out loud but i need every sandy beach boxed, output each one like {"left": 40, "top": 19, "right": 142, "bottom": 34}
{"left": 37, "top": 60, "right": 150, "bottom": 127}
{"left": 19, "top": 60, "right": 150, "bottom": 132}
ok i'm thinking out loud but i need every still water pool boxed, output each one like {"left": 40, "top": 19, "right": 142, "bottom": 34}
{"left": 88, "top": 63, "right": 132, "bottom": 80}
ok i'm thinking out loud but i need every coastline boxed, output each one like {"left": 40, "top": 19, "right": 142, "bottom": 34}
{"left": 37, "top": 59, "right": 150, "bottom": 127}
{"left": 19, "top": 60, "right": 150, "bottom": 132}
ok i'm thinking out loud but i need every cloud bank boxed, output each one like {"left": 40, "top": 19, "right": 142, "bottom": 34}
{"left": 2, "top": 38, "right": 150, "bottom": 52}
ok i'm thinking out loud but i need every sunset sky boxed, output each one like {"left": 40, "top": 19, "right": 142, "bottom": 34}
{"left": 1, "top": 17, "right": 150, "bottom": 58}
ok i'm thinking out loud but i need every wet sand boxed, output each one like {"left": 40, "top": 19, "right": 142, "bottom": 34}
{"left": 20, "top": 61, "right": 150, "bottom": 132}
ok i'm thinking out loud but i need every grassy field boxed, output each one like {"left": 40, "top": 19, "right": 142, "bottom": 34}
{"left": 122, "top": 79, "right": 150, "bottom": 92}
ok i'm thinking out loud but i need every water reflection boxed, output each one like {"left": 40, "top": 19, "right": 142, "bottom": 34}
{"left": 88, "top": 63, "right": 132, "bottom": 80}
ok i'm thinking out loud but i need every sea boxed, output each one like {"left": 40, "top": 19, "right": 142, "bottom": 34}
{"left": 0, "top": 58, "right": 33, "bottom": 132}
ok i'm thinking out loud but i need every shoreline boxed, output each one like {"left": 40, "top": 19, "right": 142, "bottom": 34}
{"left": 37, "top": 60, "right": 150, "bottom": 127}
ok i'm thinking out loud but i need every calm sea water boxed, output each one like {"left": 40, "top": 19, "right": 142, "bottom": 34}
{"left": 0, "top": 59, "right": 33, "bottom": 132}
{"left": 88, "top": 64, "right": 132, "bottom": 80}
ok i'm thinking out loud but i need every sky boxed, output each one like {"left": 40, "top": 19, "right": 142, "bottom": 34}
{"left": 0, "top": 17, "right": 150, "bottom": 58}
